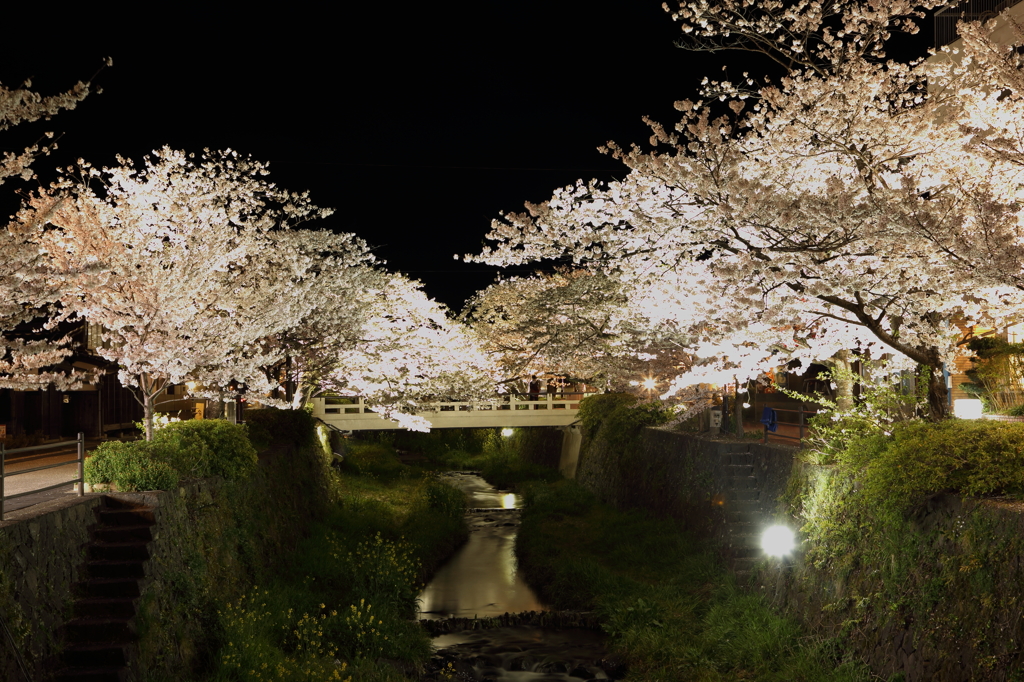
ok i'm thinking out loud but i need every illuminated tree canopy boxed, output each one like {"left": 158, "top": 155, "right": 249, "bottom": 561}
{"left": 470, "top": 1, "right": 1024, "bottom": 419}
{"left": 0, "top": 75, "right": 93, "bottom": 390}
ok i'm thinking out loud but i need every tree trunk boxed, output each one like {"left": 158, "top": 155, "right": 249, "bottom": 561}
{"left": 285, "top": 354, "right": 294, "bottom": 403}
{"left": 207, "top": 391, "right": 224, "bottom": 420}
{"left": 143, "top": 392, "right": 155, "bottom": 441}
{"left": 926, "top": 363, "right": 949, "bottom": 420}
{"left": 734, "top": 377, "right": 744, "bottom": 435}
{"left": 830, "top": 350, "right": 855, "bottom": 412}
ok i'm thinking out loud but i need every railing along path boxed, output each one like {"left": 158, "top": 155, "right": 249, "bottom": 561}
{"left": 0, "top": 433, "right": 85, "bottom": 520}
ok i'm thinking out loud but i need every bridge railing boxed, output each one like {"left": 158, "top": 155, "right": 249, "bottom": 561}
{"left": 312, "top": 392, "right": 596, "bottom": 425}
{"left": 317, "top": 393, "right": 590, "bottom": 414}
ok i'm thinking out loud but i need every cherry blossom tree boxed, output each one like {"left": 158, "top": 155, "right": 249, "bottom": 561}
{"left": 0, "top": 74, "right": 94, "bottom": 390}
{"left": 23, "top": 147, "right": 369, "bottom": 439}
{"left": 470, "top": 1, "right": 1024, "bottom": 419}
{"left": 316, "top": 273, "right": 498, "bottom": 432}
{"left": 462, "top": 269, "right": 693, "bottom": 391}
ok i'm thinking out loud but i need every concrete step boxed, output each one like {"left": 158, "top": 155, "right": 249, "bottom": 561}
{"left": 87, "top": 542, "right": 149, "bottom": 563}
{"left": 85, "top": 560, "right": 145, "bottom": 580}
{"left": 64, "top": 618, "right": 135, "bottom": 644}
{"left": 726, "top": 499, "right": 761, "bottom": 513}
{"left": 62, "top": 643, "right": 127, "bottom": 668}
{"left": 727, "top": 489, "right": 760, "bottom": 502}
{"left": 728, "top": 544, "right": 762, "bottom": 559}
{"left": 77, "top": 578, "right": 140, "bottom": 600}
{"left": 73, "top": 598, "right": 136, "bottom": 620}
{"left": 722, "top": 452, "right": 753, "bottom": 466}
{"left": 726, "top": 475, "right": 759, "bottom": 490}
{"left": 726, "top": 510, "right": 761, "bottom": 524}
{"left": 725, "top": 463, "right": 754, "bottom": 476}
{"left": 93, "top": 524, "right": 153, "bottom": 543}
{"left": 52, "top": 666, "right": 126, "bottom": 682}
{"left": 97, "top": 508, "right": 155, "bottom": 527}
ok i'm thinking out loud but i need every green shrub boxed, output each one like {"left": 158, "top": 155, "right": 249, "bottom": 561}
{"left": 522, "top": 479, "right": 595, "bottom": 516}
{"left": 343, "top": 442, "right": 407, "bottom": 479}
{"left": 85, "top": 441, "right": 180, "bottom": 492}
{"left": 852, "top": 419, "right": 1024, "bottom": 508}
{"left": 424, "top": 478, "right": 466, "bottom": 518}
{"left": 578, "top": 393, "right": 671, "bottom": 449}
{"left": 243, "top": 407, "right": 318, "bottom": 451}
{"left": 153, "top": 419, "right": 258, "bottom": 481}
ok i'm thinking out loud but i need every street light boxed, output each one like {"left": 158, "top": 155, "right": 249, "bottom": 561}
{"left": 761, "top": 525, "right": 796, "bottom": 557}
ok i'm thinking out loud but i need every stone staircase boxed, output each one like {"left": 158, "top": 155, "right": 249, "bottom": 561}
{"left": 720, "top": 450, "right": 765, "bottom": 576}
{"left": 53, "top": 498, "right": 155, "bottom": 682}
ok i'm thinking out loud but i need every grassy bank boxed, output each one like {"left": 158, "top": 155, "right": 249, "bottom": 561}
{"left": 206, "top": 438, "right": 468, "bottom": 682}
{"left": 362, "top": 427, "right": 562, "bottom": 489}
{"left": 515, "top": 479, "right": 872, "bottom": 682}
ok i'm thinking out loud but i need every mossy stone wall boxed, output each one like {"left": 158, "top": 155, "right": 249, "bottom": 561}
{"left": 575, "top": 426, "right": 795, "bottom": 538}
{"left": 0, "top": 495, "right": 107, "bottom": 680}
{"left": 573, "top": 420, "right": 1024, "bottom": 680}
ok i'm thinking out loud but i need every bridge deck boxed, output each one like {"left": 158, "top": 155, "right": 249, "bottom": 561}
{"left": 311, "top": 394, "right": 591, "bottom": 430}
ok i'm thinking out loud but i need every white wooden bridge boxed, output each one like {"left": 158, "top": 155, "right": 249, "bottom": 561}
{"left": 311, "top": 393, "right": 593, "bottom": 431}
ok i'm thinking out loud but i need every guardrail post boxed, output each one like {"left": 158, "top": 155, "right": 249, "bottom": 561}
{"left": 798, "top": 405, "right": 805, "bottom": 442}
{"left": 77, "top": 432, "right": 85, "bottom": 497}
{"left": 1, "top": 439, "right": 5, "bottom": 520}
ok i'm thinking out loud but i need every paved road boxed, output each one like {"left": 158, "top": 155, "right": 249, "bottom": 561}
{"left": 2, "top": 441, "right": 91, "bottom": 516}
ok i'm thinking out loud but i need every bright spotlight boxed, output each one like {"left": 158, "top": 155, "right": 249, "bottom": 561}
{"left": 642, "top": 377, "right": 657, "bottom": 391}
{"left": 501, "top": 428, "right": 514, "bottom": 437}
{"left": 761, "top": 525, "right": 796, "bottom": 557}
{"left": 953, "top": 399, "right": 983, "bottom": 420}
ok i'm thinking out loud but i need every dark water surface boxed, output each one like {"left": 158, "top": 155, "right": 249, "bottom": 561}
{"left": 417, "top": 473, "right": 616, "bottom": 682}
{"left": 417, "top": 473, "right": 545, "bottom": 619}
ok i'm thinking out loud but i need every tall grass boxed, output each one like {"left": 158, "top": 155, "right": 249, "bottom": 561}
{"left": 516, "top": 479, "right": 872, "bottom": 682}
{"left": 206, "top": 441, "right": 467, "bottom": 681}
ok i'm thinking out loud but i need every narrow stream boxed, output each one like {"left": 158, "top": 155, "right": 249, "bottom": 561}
{"left": 417, "top": 472, "right": 617, "bottom": 681}
{"left": 418, "top": 473, "right": 545, "bottom": 619}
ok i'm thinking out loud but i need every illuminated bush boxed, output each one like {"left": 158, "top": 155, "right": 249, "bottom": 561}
{"left": 84, "top": 441, "right": 179, "bottom": 492}
{"left": 152, "top": 419, "right": 258, "bottom": 481}
{"left": 852, "top": 419, "right": 1024, "bottom": 507}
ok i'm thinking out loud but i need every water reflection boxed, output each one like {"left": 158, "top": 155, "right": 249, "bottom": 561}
{"left": 454, "top": 473, "right": 525, "bottom": 509}
{"left": 417, "top": 473, "right": 546, "bottom": 619}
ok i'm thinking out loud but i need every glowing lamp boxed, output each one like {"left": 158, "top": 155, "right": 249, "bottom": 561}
{"left": 953, "top": 399, "right": 983, "bottom": 420}
{"left": 501, "top": 428, "right": 514, "bottom": 437}
{"left": 761, "top": 525, "right": 796, "bottom": 557}
{"left": 642, "top": 378, "right": 657, "bottom": 391}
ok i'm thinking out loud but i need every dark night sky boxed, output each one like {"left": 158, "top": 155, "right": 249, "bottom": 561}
{"left": 1, "top": 3, "right": 933, "bottom": 311}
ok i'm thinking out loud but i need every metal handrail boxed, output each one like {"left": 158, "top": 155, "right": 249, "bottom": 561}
{"left": 761, "top": 405, "right": 818, "bottom": 444}
{"left": 0, "top": 433, "right": 85, "bottom": 520}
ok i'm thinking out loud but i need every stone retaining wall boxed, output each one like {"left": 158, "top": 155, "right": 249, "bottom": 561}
{"left": 567, "top": 422, "right": 1024, "bottom": 681}
{"left": 0, "top": 494, "right": 106, "bottom": 680}
{"left": 0, "top": 438, "right": 333, "bottom": 681}
{"left": 574, "top": 426, "right": 796, "bottom": 542}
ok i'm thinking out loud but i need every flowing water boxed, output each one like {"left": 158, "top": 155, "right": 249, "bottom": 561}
{"left": 418, "top": 473, "right": 544, "bottom": 620}
{"left": 417, "top": 473, "right": 618, "bottom": 681}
